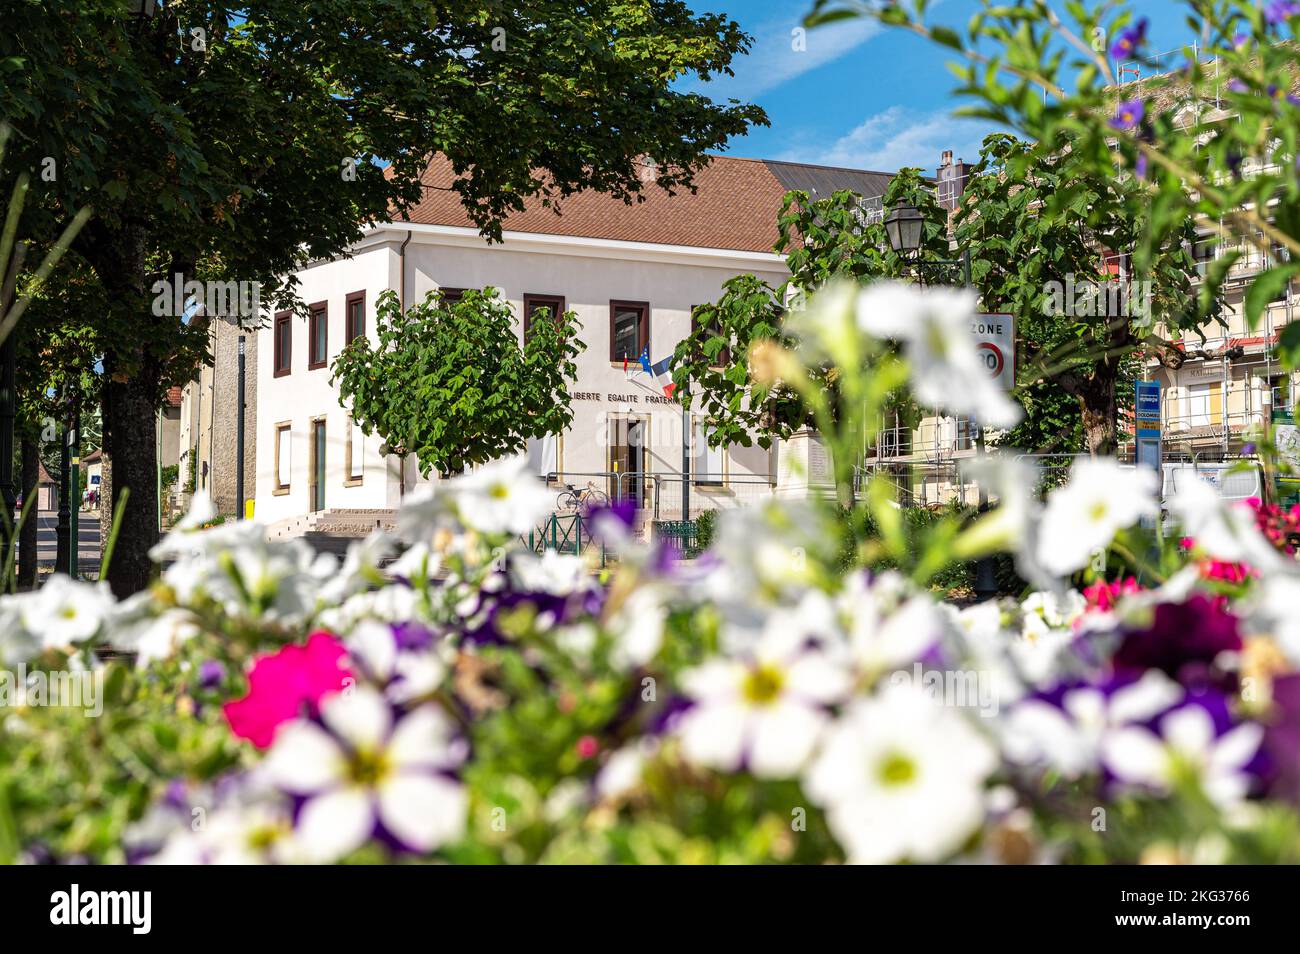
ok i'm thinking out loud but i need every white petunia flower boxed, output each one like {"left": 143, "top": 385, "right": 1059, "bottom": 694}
{"left": 837, "top": 571, "right": 945, "bottom": 677}
{"left": 1102, "top": 704, "right": 1263, "bottom": 808}
{"left": 107, "top": 595, "right": 201, "bottom": 667}
{"left": 20, "top": 574, "right": 116, "bottom": 652}
{"left": 447, "top": 455, "right": 553, "bottom": 536}
{"left": 0, "top": 596, "right": 39, "bottom": 665}
{"left": 856, "top": 281, "right": 1022, "bottom": 428}
{"left": 608, "top": 586, "right": 669, "bottom": 671}
{"left": 264, "top": 688, "right": 466, "bottom": 862}
{"left": 1002, "top": 671, "right": 1184, "bottom": 778}
{"left": 677, "top": 618, "right": 852, "bottom": 778}
{"left": 804, "top": 683, "right": 996, "bottom": 864}
{"left": 1036, "top": 458, "right": 1157, "bottom": 576}
{"left": 510, "top": 550, "right": 589, "bottom": 596}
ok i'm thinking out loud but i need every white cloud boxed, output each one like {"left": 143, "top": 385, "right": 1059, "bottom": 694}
{"left": 780, "top": 106, "right": 996, "bottom": 172}
{"left": 683, "top": 17, "right": 880, "bottom": 102}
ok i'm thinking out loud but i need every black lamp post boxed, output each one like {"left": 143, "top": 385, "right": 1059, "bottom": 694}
{"left": 884, "top": 202, "right": 997, "bottom": 601}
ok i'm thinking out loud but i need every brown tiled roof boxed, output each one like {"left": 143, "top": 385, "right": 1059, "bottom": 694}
{"left": 166, "top": 386, "right": 183, "bottom": 408}
{"left": 391, "top": 154, "right": 894, "bottom": 254}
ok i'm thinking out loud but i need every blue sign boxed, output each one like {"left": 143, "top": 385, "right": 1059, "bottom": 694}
{"left": 1136, "top": 380, "right": 1161, "bottom": 422}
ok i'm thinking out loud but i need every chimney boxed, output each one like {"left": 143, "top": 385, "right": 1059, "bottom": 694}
{"left": 936, "top": 150, "right": 971, "bottom": 211}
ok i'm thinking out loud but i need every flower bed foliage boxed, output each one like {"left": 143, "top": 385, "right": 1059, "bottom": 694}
{"left": 3, "top": 280, "right": 1300, "bottom": 865}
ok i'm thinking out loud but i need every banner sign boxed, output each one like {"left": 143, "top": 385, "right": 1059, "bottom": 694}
{"left": 1136, "top": 380, "right": 1162, "bottom": 423}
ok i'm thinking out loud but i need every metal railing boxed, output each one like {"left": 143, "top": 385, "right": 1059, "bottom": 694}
{"left": 542, "top": 469, "right": 775, "bottom": 522}
{"left": 523, "top": 511, "right": 606, "bottom": 565}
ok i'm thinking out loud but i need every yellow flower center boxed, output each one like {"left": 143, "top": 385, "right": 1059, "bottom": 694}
{"left": 348, "top": 747, "right": 393, "bottom": 788}
{"left": 877, "top": 751, "right": 918, "bottom": 787}
{"left": 742, "top": 664, "right": 785, "bottom": 705}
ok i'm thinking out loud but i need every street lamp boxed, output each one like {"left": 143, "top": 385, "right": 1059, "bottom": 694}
{"left": 883, "top": 201, "right": 996, "bottom": 600}
{"left": 884, "top": 203, "right": 925, "bottom": 256}
{"left": 129, "top": 0, "right": 159, "bottom": 17}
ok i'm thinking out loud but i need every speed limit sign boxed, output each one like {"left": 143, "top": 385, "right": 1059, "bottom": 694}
{"left": 971, "top": 313, "right": 1015, "bottom": 391}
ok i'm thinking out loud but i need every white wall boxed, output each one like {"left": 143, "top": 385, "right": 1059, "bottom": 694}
{"left": 256, "top": 227, "right": 788, "bottom": 524}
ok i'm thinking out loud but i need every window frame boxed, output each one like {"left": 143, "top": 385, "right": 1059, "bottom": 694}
{"left": 273, "top": 421, "right": 292, "bottom": 495}
{"left": 345, "top": 413, "right": 364, "bottom": 487}
{"left": 523, "top": 293, "right": 566, "bottom": 340}
{"left": 344, "top": 290, "right": 366, "bottom": 345}
{"left": 439, "top": 287, "right": 466, "bottom": 305}
{"left": 691, "top": 415, "right": 726, "bottom": 486}
{"left": 273, "top": 310, "right": 292, "bottom": 378}
{"left": 307, "top": 300, "right": 328, "bottom": 370}
{"left": 609, "top": 300, "right": 650, "bottom": 364}
{"left": 691, "top": 305, "right": 731, "bottom": 369}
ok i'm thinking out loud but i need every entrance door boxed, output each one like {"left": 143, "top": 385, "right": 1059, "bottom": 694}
{"left": 311, "top": 419, "right": 326, "bottom": 512}
{"left": 608, "top": 416, "right": 648, "bottom": 506}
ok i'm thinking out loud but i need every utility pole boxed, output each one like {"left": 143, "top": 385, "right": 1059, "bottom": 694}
{"left": 56, "top": 407, "right": 70, "bottom": 575}
{"left": 67, "top": 402, "right": 79, "bottom": 579}
{"left": 681, "top": 402, "right": 690, "bottom": 522}
{"left": 237, "top": 335, "right": 246, "bottom": 518}
{"left": 0, "top": 334, "right": 15, "bottom": 578}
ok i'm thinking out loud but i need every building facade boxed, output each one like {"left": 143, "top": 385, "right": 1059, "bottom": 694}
{"left": 254, "top": 155, "right": 895, "bottom": 528}
{"left": 178, "top": 316, "right": 258, "bottom": 518}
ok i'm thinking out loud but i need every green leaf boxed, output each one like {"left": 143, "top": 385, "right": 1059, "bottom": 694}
{"left": 1245, "top": 265, "right": 1300, "bottom": 331}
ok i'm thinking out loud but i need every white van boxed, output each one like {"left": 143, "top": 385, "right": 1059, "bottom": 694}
{"left": 1161, "top": 462, "right": 1263, "bottom": 503}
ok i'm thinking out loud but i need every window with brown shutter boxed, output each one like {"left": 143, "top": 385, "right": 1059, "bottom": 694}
{"left": 523, "top": 294, "right": 566, "bottom": 340}
{"left": 273, "top": 311, "right": 292, "bottom": 377}
{"left": 609, "top": 300, "right": 649, "bottom": 363}
{"left": 345, "top": 290, "right": 366, "bottom": 344}
{"left": 308, "top": 301, "right": 328, "bottom": 369}
{"left": 691, "top": 306, "right": 731, "bottom": 368}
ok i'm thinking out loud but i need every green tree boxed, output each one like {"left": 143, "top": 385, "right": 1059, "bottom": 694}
{"left": 672, "top": 168, "right": 948, "bottom": 452}
{"left": 955, "top": 134, "right": 1209, "bottom": 455}
{"left": 332, "top": 289, "right": 583, "bottom": 478}
{"left": 1, "top": 1, "right": 764, "bottom": 595}
{"left": 807, "top": 0, "right": 1300, "bottom": 449}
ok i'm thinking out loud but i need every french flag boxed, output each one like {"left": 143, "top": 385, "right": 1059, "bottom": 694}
{"left": 637, "top": 348, "right": 676, "bottom": 399}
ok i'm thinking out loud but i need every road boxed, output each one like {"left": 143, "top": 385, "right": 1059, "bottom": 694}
{"left": 24, "top": 510, "right": 103, "bottom": 576}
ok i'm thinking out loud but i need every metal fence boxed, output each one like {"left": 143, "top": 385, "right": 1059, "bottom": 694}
{"left": 543, "top": 470, "right": 776, "bottom": 522}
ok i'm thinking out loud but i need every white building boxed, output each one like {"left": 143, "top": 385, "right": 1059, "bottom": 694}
{"left": 254, "top": 155, "right": 895, "bottom": 529}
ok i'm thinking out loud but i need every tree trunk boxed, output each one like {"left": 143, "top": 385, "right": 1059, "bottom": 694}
{"left": 1077, "top": 375, "right": 1119, "bottom": 457}
{"left": 18, "top": 434, "right": 38, "bottom": 589}
{"left": 1060, "top": 320, "right": 1127, "bottom": 459}
{"left": 88, "top": 221, "right": 160, "bottom": 597}
{"left": 102, "top": 367, "right": 159, "bottom": 596}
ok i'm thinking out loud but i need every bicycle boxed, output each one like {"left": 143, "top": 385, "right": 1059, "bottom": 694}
{"left": 556, "top": 482, "right": 610, "bottom": 512}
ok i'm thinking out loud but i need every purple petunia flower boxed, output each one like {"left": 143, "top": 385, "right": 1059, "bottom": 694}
{"left": 1263, "top": 673, "right": 1300, "bottom": 802}
{"left": 198, "top": 660, "right": 225, "bottom": 690}
{"left": 1266, "top": 1, "right": 1300, "bottom": 26}
{"left": 1109, "top": 98, "right": 1145, "bottom": 131}
{"left": 1109, "top": 19, "right": 1147, "bottom": 60}
{"left": 1113, "top": 594, "right": 1242, "bottom": 689}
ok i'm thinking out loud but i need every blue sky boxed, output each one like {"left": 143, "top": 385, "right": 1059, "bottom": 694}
{"left": 685, "top": 0, "right": 1204, "bottom": 173}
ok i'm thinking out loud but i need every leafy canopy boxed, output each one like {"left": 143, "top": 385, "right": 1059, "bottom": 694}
{"left": 331, "top": 289, "right": 583, "bottom": 477}
{"left": 671, "top": 169, "right": 948, "bottom": 451}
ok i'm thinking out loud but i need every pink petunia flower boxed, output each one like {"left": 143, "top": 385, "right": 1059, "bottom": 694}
{"left": 224, "top": 632, "right": 354, "bottom": 749}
